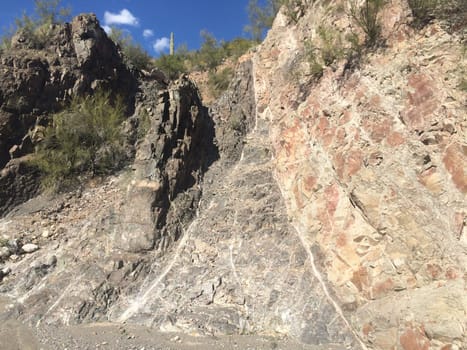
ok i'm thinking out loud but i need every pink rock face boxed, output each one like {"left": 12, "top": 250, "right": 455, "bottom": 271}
{"left": 386, "top": 131, "right": 405, "bottom": 147}
{"left": 400, "top": 327, "right": 430, "bottom": 350}
{"left": 252, "top": 0, "right": 467, "bottom": 348}
{"left": 362, "top": 117, "right": 392, "bottom": 143}
{"left": 443, "top": 143, "right": 467, "bottom": 193}
{"left": 403, "top": 73, "right": 438, "bottom": 130}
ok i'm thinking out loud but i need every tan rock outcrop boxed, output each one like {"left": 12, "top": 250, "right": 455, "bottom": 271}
{"left": 251, "top": 0, "right": 466, "bottom": 348}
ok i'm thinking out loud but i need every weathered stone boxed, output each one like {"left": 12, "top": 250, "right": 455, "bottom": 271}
{"left": 113, "top": 75, "right": 216, "bottom": 253}
{"left": 46, "top": 255, "right": 57, "bottom": 267}
{"left": 21, "top": 243, "right": 39, "bottom": 254}
{"left": 0, "top": 159, "right": 41, "bottom": 217}
{"left": 0, "top": 246, "right": 10, "bottom": 260}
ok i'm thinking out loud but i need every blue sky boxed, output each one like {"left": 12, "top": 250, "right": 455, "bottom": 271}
{"left": 0, "top": 0, "right": 253, "bottom": 55}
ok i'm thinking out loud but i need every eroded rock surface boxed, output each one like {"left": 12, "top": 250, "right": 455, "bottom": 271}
{"left": 252, "top": 1, "right": 466, "bottom": 349}
{"left": 0, "top": 1, "right": 466, "bottom": 350}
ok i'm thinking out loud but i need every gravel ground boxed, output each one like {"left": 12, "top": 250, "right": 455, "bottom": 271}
{"left": 1, "top": 321, "right": 345, "bottom": 350}
{"left": 0, "top": 297, "right": 345, "bottom": 350}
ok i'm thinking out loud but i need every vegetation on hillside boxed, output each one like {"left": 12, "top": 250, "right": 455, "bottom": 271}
{"left": 349, "top": 0, "right": 386, "bottom": 47}
{"left": 108, "top": 27, "right": 152, "bottom": 71}
{"left": 407, "top": 0, "right": 466, "bottom": 30}
{"left": 3, "top": 0, "right": 464, "bottom": 98}
{"left": 153, "top": 33, "right": 255, "bottom": 95}
{"left": 245, "top": 0, "right": 306, "bottom": 40}
{"left": 33, "top": 90, "right": 127, "bottom": 191}
{"left": 0, "top": 0, "right": 71, "bottom": 51}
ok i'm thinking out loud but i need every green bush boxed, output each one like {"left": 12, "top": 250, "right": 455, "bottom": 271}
{"left": 33, "top": 90, "right": 126, "bottom": 190}
{"left": 208, "top": 67, "right": 234, "bottom": 98}
{"left": 196, "top": 31, "right": 226, "bottom": 70}
{"left": 245, "top": 0, "right": 283, "bottom": 41}
{"left": 304, "top": 40, "right": 324, "bottom": 79}
{"left": 408, "top": 0, "right": 466, "bottom": 31}
{"left": 153, "top": 53, "right": 187, "bottom": 79}
{"left": 408, "top": 0, "right": 438, "bottom": 28}
{"left": 0, "top": 0, "right": 70, "bottom": 50}
{"left": 444, "top": 0, "right": 467, "bottom": 31}
{"left": 222, "top": 38, "right": 256, "bottom": 59}
{"left": 154, "top": 34, "right": 254, "bottom": 82}
{"left": 108, "top": 27, "right": 152, "bottom": 71}
{"left": 299, "top": 25, "right": 347, "bottom": 80}
{"left": 283, "top": 0, "right": 307, "bottom": 23}
{"left": 350, "top": 0, "right": 385, "bottom": 47}
{"left": 317, "top": 25, "right": 345, "bottom": 65}
{"left": 459, "top": 78, "right": 467, "bottom": 91}
{"left": 245, "top": 0, "right": 307, "bottom": 39}
{"left": 229, "top": 113, "right": 245, "bottom": 132}
{"left": 0, "top": 237, "right": 8, "bottom": 247}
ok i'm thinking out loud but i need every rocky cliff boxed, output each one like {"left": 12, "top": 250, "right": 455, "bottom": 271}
{"left": 0, "top": 1, "right": 466, "bottom": 350}
{"left": 0, "top": 14, "right": 137, "bottom": 216}
{"left": 251, "top": 0, "right": 466, "bottom": 348}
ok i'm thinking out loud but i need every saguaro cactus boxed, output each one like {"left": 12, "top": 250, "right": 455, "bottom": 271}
{"left": 170, "top": 32, "right": 174, "bottom": 55}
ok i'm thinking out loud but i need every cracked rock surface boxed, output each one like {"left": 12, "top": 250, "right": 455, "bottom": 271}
{"left": 1, "top": 1, "right": 466, "bottom": 350}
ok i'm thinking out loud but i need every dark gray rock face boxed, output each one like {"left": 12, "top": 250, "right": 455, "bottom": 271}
{"left": 0, "top": 14, "right": 137, "bottom": 216}
{"left": 0, "top": 159, "right": 40, "bottom": 217}
{"left": 113, "top": 75, "right": 217, "bottom": 253}
{"left": 210, "top": 60, "right": 256, "bottom": 165}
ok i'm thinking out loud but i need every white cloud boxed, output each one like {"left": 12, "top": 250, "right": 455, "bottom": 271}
{"left": 104, "top": 9, "right": 139, "bottom": 27}
{"left": 153, "top": 37, "right": 170, "bottom": 53}
{"left": 102, "top": 25, "right": 112, "bottom": 34}
{"left": 143, "top": 29, "right": 154, "bottom": 38}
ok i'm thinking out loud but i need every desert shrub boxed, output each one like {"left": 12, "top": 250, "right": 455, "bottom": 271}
{"left": 222, "top": 38, "right": 256, "bottom": 59}
{"left": 155, "top": 34, "right": 254, "bottom": 82}
{"left": 460, "top": 44, "right": 467, "bottom": 91}
{"left": 408, "top": 0, "right": 466, "bottom": 30}
{"left": 245, "top": 0, "right": 282, "bottom": 41}
{"left": 33, "top": 90, "right": 126, "bottom": 190}
{"left": 108, "top": 27, "right": 152, "bottom": 71}
{"left": 437, "top": 0, "right": 465, "bottom": 31}
{"left": 0, "top": 0, "right": 70, "bottom": 50}
{"left": 283, "top": 0, "right": 307, "bottom": 23}
{"left": 349, "top": 0, "right": 386, "bottom": 47}
{"left": 153, "top": 53, "right": 187, "bottom": 79}
{"left": 304, "top": 40, "right": 324, "bottom": 79}
{"left": 345, "top": 32, "right": 361, "bottom": 54}
{"left": 408, "top": 0, "right": 438, "bottom": 27}
{"left": 196, "top": 31, "right": 227, "bottom": 70}
{"left": 245, "top": 0, "right": 308, "bottom": 38}
{"left": 317, "top": 25, "right": 345, "bottom": 65}
{"left": 445, "top": 0, "right": 467, "bottom": 31}
{"left": 208, "top": 67, "right": 234, "bottom": 98}
{"left": 194, "top": 33, "right": 256, "bottom": 70}
{"left": 229, "top": 113, "right": 245, "bottom": 132}
{"left": 33, "top": 0, "right": 71, "bottom": 25}
{"left": 341, "top": 31, "right": 364, "bottom": 71}
{"left": 299, "top": 25, "right": 347, "bottom": 80}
